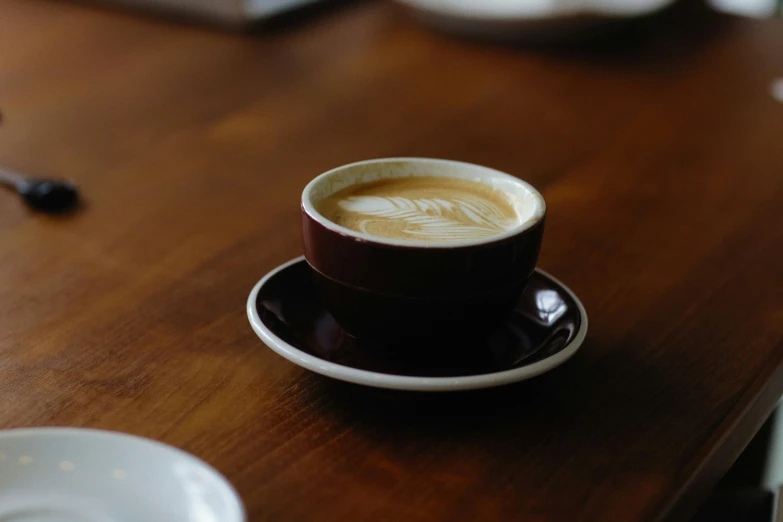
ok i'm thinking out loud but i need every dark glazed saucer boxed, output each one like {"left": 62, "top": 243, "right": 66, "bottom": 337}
{"left": 247, "top": 257, "right": 587, "bottom": 392}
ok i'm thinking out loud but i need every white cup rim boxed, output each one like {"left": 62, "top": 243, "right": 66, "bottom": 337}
{"left": 301, "top": 157, "right": 546, "bottom": 248}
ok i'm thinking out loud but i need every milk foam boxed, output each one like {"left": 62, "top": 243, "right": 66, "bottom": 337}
{"left": 318, "top": 176, "right": 534, "bottom": 242}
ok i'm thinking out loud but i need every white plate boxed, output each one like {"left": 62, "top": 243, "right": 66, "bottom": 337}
{"left": 396, "top": 0, "right": 678, "bottom": 41}
{"left": 398, "top": 0, "right": 676, "bottom": 20}
{"left": 0, "top": 428, "right": 245, "bottom": 522}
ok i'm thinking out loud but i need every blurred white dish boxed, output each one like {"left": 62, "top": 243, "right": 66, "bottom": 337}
{"left": 709, "top": 0, "right": 780, "bottom": 17}
{"left": 0, "top": 428, "right": 245, "bottom": 522}
{"left": 396, "top": 0, "right": 678, "bottom": 41}
{"left": 92, "top": 0, "right": 325, "bottom": 25}
{"left": 399, "top": 0, "right": 675, "bottom": 19}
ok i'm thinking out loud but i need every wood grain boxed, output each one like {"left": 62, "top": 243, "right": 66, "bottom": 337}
{"left": 1, "top": 1, "right": 782, "bottom": 520}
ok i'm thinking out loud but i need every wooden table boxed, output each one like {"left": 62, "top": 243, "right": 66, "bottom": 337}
{"left": 1, "top": 1, "right": 782, "bottom": 520}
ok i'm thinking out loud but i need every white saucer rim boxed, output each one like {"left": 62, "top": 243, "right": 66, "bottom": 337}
{"left": 247, "top": 256, "right": 588, "bottom": 392}
{"left": 0, "top": 427, "right": 246, "bottom": 522}
{"left": 395, "top": 0, "right": 676, "bottom": 21}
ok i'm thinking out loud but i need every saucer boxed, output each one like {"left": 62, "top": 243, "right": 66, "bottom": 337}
{"left": 247, "top": 257, "right": 587, "bottom": 392}
{"left": 396, "top": 0, "right": 676, "bottom": 42}
{"left": 0, "top": 428, "right": 245, "bottom": 522}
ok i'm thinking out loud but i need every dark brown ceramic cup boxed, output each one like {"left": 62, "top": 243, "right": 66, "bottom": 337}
{"left": 301, "top": 158, "right": 546, "bottom": 344}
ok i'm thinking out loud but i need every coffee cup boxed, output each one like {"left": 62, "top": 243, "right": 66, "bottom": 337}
{"left": 301, "top": 158, "right": 546, "bottom": 344}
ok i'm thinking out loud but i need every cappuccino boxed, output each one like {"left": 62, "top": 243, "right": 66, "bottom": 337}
{"left": 317, "top": 176, "right": 523, "bottom": 242}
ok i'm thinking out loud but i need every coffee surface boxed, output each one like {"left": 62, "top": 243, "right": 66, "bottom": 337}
{"left": 317, "top": 176, "right": 522, "bottom": 242}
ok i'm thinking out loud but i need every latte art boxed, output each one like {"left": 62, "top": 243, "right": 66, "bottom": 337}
{"left": 317, "top": 177, "right": 521, "bottom": 242}
{"left": 339, "top": 195, "right": 515, "bottom": 239}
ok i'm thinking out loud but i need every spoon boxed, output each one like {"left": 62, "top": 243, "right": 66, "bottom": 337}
{"left": 0, "top": 166, "right": 80, "bottom": 213}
